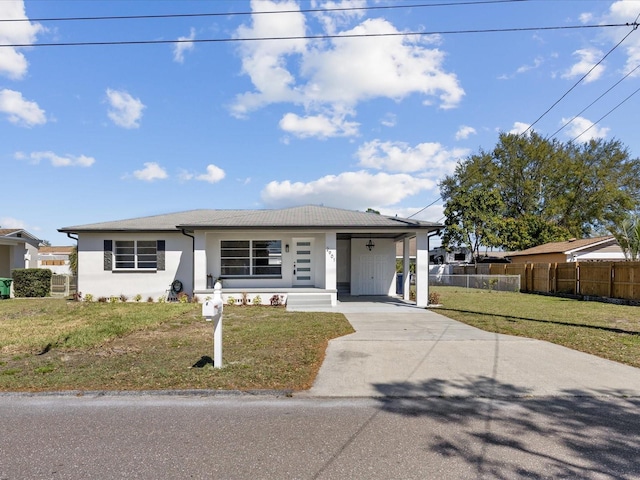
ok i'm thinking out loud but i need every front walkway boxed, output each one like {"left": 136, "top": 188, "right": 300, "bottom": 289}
{"left": 304, "top": 299, "right": 640, "bottom": 398}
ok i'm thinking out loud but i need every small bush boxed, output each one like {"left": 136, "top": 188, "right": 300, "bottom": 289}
{"left": 11, "top": 268, "right": 52, "bottom": 298}
{"left": 252, "top": 295, "right": 262, "bottom": 306}
{"left": 119, "top": 294, "right": 128, "bottom": 302}
{"left": 270, "top": 294, "right": 284, "bottom": 306}
{"left": 146, "top": 296, "right": 154, "bottom": 303}
{"left": 227, "top": 297, "right": 236, "bottom": 306}
{"left": 178, "top": 292, "right": 190, "bottom": 303}
{"left": 109, "top": 296, "right": 119, "bottom": 304}
{"left": 84, "top": 293, "right": 93, "bottom": 303}
{"left": 429, "top": 291, "right": 441, "bottom": 305}
{"left": 157, "top": 295, "right": 166, "bottom": 303}
{"left": 240, "top": 292, "right": 248, "bottom": 306}
{"left": 191, "top": 295, "right": 200, "bottom": 304}
{"left": 134, "top": 294, "right": 142, "bottom": 302}
{"left": 97, "top": 296, "right": 108, "bottom": 303}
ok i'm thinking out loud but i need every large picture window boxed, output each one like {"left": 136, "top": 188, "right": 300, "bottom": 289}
{"left": 221, "top": 240, "right": 282, "bottom": 277}
{"left": 114, "top": 240, "right": 158, "bottom": 270}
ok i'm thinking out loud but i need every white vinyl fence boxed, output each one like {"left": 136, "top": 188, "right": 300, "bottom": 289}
{"left": 51, "top": 275, "right": 77, "bottom": 297}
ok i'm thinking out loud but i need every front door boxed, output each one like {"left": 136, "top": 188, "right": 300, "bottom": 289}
{"left": 292, "top": 238, "right": 314, "bottom": 287}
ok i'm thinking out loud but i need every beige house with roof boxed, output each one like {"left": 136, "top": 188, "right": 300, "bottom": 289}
{"left": 59, "top": 205, "right": 442, "bottom": 307}
{"left": 507, "top": 236, "right": 625, "bottom": 264}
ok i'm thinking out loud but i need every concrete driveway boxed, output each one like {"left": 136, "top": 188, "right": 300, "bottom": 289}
{"left": 305, "top": 297, "right": 640, "bottom": 398}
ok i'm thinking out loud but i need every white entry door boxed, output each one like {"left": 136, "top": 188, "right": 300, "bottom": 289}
{"left": 293, "top": 238, "right": 314, "bottom": 287}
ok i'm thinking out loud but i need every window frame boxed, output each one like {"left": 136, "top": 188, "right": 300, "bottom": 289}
{"left": 113, "top": 240, "right": 159, "bottom": 271}
{"left": 220, "top": 239, "right": 282, "bottom": 278}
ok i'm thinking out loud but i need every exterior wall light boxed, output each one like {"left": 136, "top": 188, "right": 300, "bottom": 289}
{"left": 366, "top": 239, "right": 375, "bottom": 251}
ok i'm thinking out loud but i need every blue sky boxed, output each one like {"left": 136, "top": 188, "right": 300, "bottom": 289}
{"left": 2, "top": 0, "right": 640, "bottom": 246}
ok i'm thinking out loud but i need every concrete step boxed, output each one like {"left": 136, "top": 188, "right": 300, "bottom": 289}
{"left": 286, "top": 293, "right": 333, "bottom": 309}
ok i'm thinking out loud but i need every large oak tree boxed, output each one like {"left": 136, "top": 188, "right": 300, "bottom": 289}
{"left": 440, "top": 132, "right": 640, "bottom": 256}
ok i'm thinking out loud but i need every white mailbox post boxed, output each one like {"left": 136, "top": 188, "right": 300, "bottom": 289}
{"left": 202, "top": 282, "right": 224, "bottom": 368}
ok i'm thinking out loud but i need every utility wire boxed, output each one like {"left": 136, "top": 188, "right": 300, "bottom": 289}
{"left": 524, "top": 15, "right": 640, "bottom": 136}
{"left": 408, "top": 197, "right": 442, "bottom": 218}
{"left": 569, "top": 86, "right": 640, "bottom": 143}
{"left": 549, "top": 63, "right": 640, "bottom": 139}
{"left": 0, "top": 22, "right": 629, "bottom": 48}
{"left": 0, "top": 1, "right": 531, "bottom": 23}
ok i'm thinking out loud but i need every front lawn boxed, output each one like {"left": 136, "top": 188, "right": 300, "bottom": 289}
{"left": 432, "top": 287, "right": 640, "bottom": 368}
{"left": 0, "top": 299, "right": 353, "bottom": 392}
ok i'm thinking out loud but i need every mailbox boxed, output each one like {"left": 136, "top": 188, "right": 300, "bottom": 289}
{"left": 202, "top": 300, "right": 218, "bottom": 320}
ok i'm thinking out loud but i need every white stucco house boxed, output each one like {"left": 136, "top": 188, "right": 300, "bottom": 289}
{"left": 0, "top": 228, "right": 41, "bottom": 276}
{"left": 59, "top": 205, "right": 442, "bottom": 307}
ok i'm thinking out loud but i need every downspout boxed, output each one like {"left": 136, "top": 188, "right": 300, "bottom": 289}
{"left": 66, "top": 233, "right": 79, "bottom": 298}
{"left": 181, "top": 229, "right": 195, "bottom": 295}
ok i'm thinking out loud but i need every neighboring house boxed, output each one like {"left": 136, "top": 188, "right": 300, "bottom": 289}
{"left": 507, "top": 236, "right": 625, "bottom": 264}
{"left": 59, "top": 205, "right": 442, "bottom": 307}
{"left": 395, "top": 240, "right": 471, "bottom": 265}
{"left": 0, "top": 229, "right": 41, "bottom": 279}
{"left": 38, "top": 246, "right": 75, "bottom": 275}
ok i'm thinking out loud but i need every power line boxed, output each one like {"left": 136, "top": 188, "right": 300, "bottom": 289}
{"left": 524, "top": 15, "right": 640, "bottom": 136}
{"left": 1, "top": 22, "right": 630, "bottom": 48}
{"left": 569, "top": 86, "right": 640, "bottom": 143}
{"left": 549, "top": 63, "right": 640, "bottom": 139}
{"left": 408, "top": 197, "right": 442, "bottom": 218}
{"left": 0, "top": 1, "right": 531, "bottom": 23}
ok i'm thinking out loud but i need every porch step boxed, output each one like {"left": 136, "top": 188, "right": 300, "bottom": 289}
{"left": 286, "top": 293, "right": 333, "bottom": 310}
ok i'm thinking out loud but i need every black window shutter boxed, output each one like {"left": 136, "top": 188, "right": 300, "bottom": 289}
{"left": 157, "top": 240, "right": 165, "bottom": 271}
{"left": 104, "top": 240, "right": 112, "bottom": 271}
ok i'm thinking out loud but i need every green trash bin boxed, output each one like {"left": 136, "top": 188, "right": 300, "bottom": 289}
{"left": 0, "top": 278, "right": 12, "bottom": 299}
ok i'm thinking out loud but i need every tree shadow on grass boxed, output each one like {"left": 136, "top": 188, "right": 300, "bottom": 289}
{"left": 373, "top": 378, "right": 640, "bottom": 479}
{"left": 437, "top": 307, "right": 640, "bottom": 336}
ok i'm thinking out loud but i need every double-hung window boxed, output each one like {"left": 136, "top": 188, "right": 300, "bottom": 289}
{"left": 221, "top": 240, "right": 281, "bottom": 277}
{"left": 114, "top": 240, "right": 158, "bottom": 270}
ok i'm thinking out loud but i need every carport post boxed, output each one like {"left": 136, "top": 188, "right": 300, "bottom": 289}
{"left": 415, "top": 232, "right": 429, "bottom": 307}
{"left": 402, "top": 238, "right": 411, "bottom": 301}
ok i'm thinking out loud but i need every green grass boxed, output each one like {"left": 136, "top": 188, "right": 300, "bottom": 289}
{"left": 432, "top": 286, "right": 640, "bottom": 368}
{"left": 0, "top": 298, "right": 353, "bottom": 393}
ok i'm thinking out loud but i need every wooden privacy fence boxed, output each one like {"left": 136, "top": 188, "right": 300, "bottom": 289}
{"left": 452, "top": 262, "right": 640, "bottom": 302}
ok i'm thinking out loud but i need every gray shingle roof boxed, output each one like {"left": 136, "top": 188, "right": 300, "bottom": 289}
{"left": 59, "top": 206, "right": 441, "bottom": 232}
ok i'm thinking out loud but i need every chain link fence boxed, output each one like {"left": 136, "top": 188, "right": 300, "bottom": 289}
{"left": 430, "top": 274, "right": 521, "bottom": 292}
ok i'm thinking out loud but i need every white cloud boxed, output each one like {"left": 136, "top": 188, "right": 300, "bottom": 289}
{"left": 106, "top": 89, "right": 145, "bottom": 128}
{"left": 603, "top": 1, "right": 640, "bottom": 77}
{"left": 0, "top": 1, "right": 43, "bottom": 80}
{"left": 232, "top": 2, "right": 464, "bottom": 121}
{"left": 173, "top": 28, "right": 196, "bottom": 63}
{"left": 561, "top": 116, "right": 609, "bottom": 142}
{"left": 380, "top": 113, "right": 397, "bottom": 127}
{"left": 562, "top": 48, "right": 605, "bottom": 83}
{"left": 0, "top": 89, "right": 46, "bottom": 127}
{"left": 311, "top": 0, "right": 366, "bottom": 35}
{"left": 379, "top": 204, "right": 444, "bottom": 223}
{"left": 279, "top": 111, "right": 359, "bottom": 138}
{"left": 261, "top": 170, "right": 435, "bottom": 209}
{"left": 455, "top": 125, "right": 476, "bottom": 140}
{"left": 196, "top": 164, "right": 226, "bottom": 183}
{"left": 17, "top": 151, "right": 95, "bottom": 167}
{"left": 356, "top": 139, "right": 465, "bottom": 175}
{"left": 509, "top": 122, "right": 530, "bottom": 135}
{"left": 133, "top": 162, "right": 168, "bottom": 181}
{"left": 0, "top": 216, "right": 29, "bottom": 229}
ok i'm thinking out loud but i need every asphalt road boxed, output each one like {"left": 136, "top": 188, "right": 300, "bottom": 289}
{"left": 1, "top": 392, "right": 639, "bottom": 479}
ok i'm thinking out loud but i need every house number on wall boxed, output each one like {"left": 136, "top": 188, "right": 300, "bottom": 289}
{"left": 326, "top": 248, "right": 335, "bottom": 262}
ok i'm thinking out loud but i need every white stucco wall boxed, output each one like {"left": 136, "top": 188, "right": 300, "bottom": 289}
{"left": 77, "top": 232, "right": 193, "bottom": 300}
